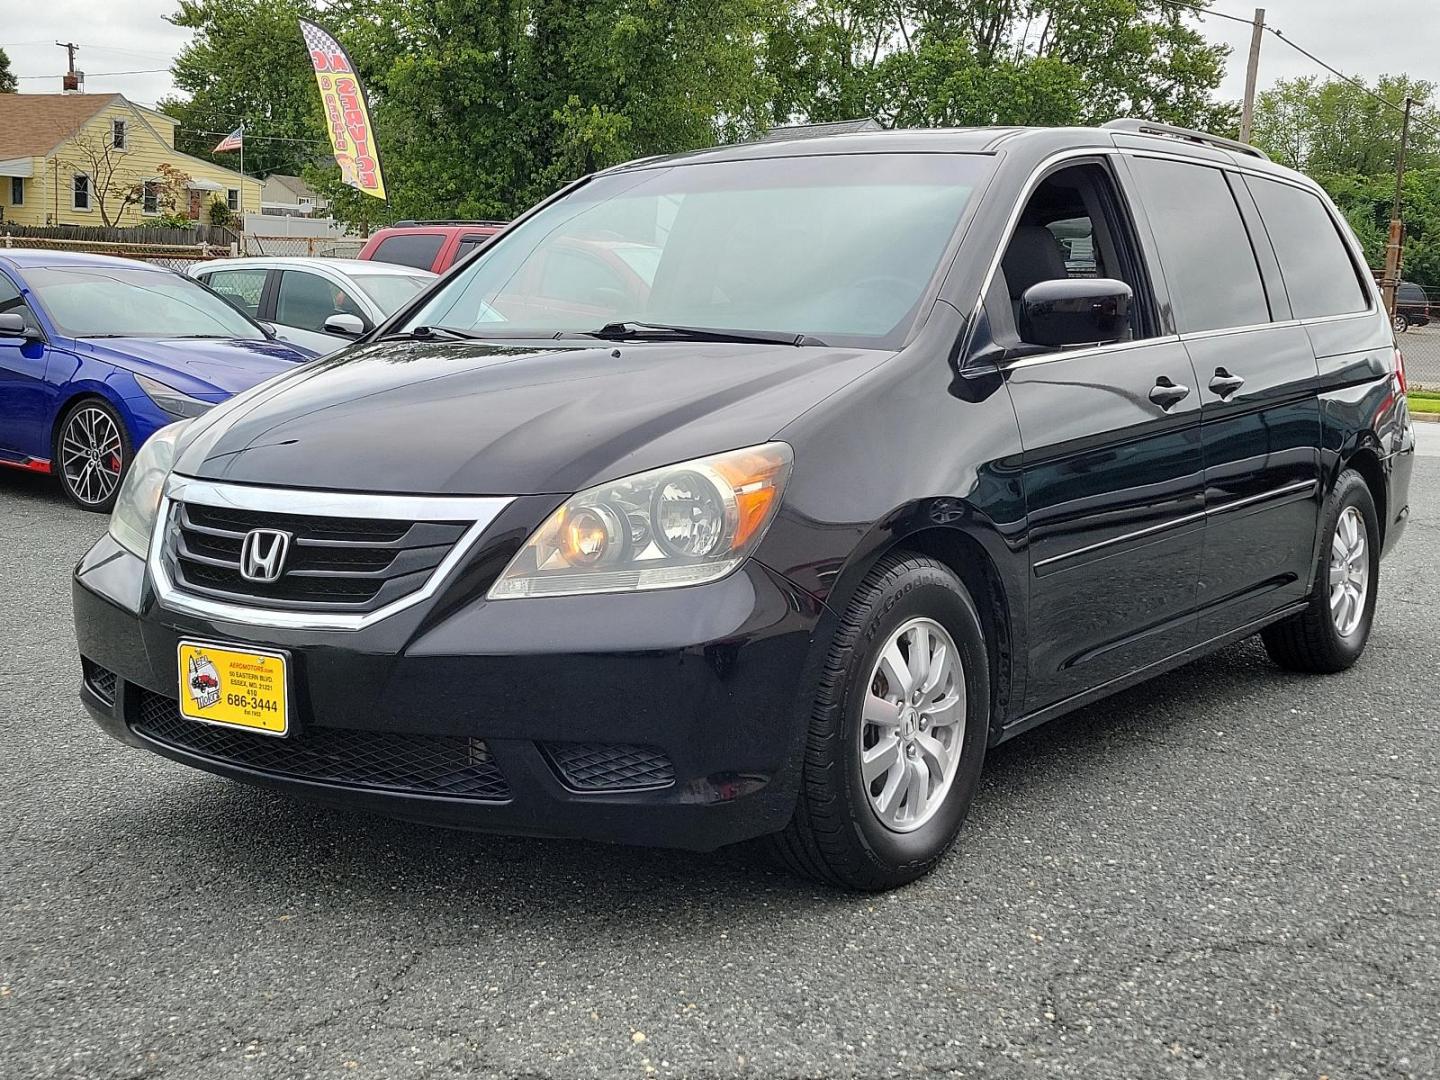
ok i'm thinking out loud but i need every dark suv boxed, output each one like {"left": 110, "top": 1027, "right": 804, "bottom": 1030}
{"left": 74, "top": 120, "right": 1413, "bottom": 891}
{"left": 1395, "top": 280, "right": 1431, "bottom": 333}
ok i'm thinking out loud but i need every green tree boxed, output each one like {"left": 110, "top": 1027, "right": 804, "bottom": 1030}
{"left": 1252, "top": 75, "right": 1440, "bottom": 292}
{"left": 159, "top": 0, "right": 330, "bottom": 177}
{"left": 163, "top": 0, "right": 1240, "bottom": 231}
{"left": 766, "top": 0, "right": 1233, "bottom": 131}
{"left": 1252, "top": 74, "right": 1439, "bottom": 176}
{"left": 0, "top": 47, "right": 18, "bottom": 94}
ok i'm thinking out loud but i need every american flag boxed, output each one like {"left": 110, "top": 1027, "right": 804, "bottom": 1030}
{"left": 213, "top": 127, "right": 243, "bottom": 153}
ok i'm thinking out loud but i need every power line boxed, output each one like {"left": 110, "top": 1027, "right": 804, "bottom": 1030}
{"left": 1152, "top": 0, "right": 1439, "bottom": 139}
{"left": 18, "top": 68, "right": 169, "bottom": 79}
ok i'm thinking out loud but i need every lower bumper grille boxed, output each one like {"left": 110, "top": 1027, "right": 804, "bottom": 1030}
{"left": 543, "top": 741, "right": 675, "bottom": 791}
{"left": 83, "top": 659, "right": 118, "bottom": 705}
{"left": 133, "top": 691, "right": 510, "bottom": 801}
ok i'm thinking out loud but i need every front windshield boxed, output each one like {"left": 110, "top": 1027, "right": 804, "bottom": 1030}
{"left": 26, "top": 265, "right": 266, "bottom": 339}
{"left": 404, "top": 153, "right": 989, "bottom": 345}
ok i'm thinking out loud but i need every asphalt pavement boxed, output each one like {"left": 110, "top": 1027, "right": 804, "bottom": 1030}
{"left": 2, "top": 447, "right": 1437, "bottom": 1080}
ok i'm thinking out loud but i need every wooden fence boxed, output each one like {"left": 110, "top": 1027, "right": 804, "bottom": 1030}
{"left": 0, "top": 222, "right": 240, "bottom": 247}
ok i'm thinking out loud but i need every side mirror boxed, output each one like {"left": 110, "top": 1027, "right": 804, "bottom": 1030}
{"left": 1019, "top": 278, "right": 1133, "bottom": 349}
{"left": 0, "top": 312, "right": 37, "bottom": 341}
{"left": 323, "top": 312, "right": 367, "bottom": 337}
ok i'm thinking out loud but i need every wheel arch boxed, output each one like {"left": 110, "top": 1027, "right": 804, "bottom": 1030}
{"left": 819, "top": 509, "right": 1026, "bottom": 740}
{"left": 1336, "top": 439, "right": 1388, "bottom": 547}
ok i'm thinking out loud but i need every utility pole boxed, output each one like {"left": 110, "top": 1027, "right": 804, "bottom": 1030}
{"left": 57, "top": 41, "right": 80, "bottom": 92}
{"left": 1381, "top": 95, "right": 1415, "bottom": 319}
{"left": 1240, "top": 8, "right": 1265, "bottom": 144}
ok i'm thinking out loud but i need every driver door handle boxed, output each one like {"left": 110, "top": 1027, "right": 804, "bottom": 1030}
{"left": 1148, "top": 376, "right": 1191, "bottom": 411}
{"left": 1209, "top": 368, "right": 1246, "bottom": 398}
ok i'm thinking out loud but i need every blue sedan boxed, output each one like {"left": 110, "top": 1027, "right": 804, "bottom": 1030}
{"left": 0, "top": 251, "right": 313, "bottom": 510}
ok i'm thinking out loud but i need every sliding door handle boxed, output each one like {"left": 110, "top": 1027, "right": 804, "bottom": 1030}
{"left": 1148, "top": 377, "right": 1191, "bottom": 410}
{"left": 1209, "top": 368, "right": 1246, "bottom": 398}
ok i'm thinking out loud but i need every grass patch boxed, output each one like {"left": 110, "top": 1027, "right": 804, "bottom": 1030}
{"left": 1408, "top": 391, "right": 1440, "bottom": 414}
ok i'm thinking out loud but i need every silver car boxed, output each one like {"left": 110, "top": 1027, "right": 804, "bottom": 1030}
{"left": 188, "top": 257, "right": 436, "bottom": 354}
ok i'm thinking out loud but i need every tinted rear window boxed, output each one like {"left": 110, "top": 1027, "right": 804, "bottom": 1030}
{"left": 1245, "top": 176, "right": 1368, "bottom": 320}
{"left": 370, "top": 233, "right": 445, "bottom": 270}
{"left": 1128, "top": 158, "right": 1270, "bottom": 333}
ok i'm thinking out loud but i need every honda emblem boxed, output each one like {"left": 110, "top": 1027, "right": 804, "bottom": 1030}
{"left": 239, "top": 528, "right": 292, "bottom": 583}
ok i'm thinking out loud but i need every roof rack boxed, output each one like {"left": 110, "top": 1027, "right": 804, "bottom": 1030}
{"left": 391, "top": 219, "right": 509, "bottom": 228}
{"left": 1102, "top": 118, "right": 1270, "bottom": 161}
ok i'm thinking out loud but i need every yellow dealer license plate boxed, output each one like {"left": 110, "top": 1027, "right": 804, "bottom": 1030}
{"left": 177, "top": 641, "right": 289, "bottom": 736}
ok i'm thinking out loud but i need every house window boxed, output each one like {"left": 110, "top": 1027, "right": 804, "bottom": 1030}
{"left": 227, "top": 188, "right": 240, "bottom": 212}
{"left": 112, "top": 120, "right": 127, "bottom": 150}
{"left": 9, "top": 178, "right": 21, "bottom": 206}
{"left": 72, "top": 173, "right": 91, "bottom": 211}
{"left": 142, "top": 180, "right": 159, "bottom": 215}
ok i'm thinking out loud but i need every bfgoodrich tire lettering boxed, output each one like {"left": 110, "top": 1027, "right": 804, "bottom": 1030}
{"left": 770, "top": 553, "right": 989, "bottom": 891}
{"left": 1261, "top": 469, "right": 1379, "bottom": 673}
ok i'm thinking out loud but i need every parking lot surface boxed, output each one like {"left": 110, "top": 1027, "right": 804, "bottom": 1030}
{"left": 2, "top": 454, "right": 1436, "bottom": 1080}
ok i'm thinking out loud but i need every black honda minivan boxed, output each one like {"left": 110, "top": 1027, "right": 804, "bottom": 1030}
{"left": 74, "top": 121, "right": 1414, "bottom": 890}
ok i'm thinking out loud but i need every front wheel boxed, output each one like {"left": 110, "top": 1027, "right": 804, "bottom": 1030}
{"left": 1261, "top": 470, "right": 1379, "bottom": 673}
{"left": 1393, "top": 312, "right": 1410, "bottom": 334}
{"left": 55, "top": 398, "right": 131, "bottom": 513}
{"left": 770, "top": 553, "right": 989, "bottom": 891}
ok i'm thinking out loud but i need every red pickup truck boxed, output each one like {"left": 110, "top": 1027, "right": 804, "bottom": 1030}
{"left": 357, "top": 221, "right": 506, "bottom": 275}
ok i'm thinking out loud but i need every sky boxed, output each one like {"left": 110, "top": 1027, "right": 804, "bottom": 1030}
{"left": 2, "top": 0, "right": 1438, "bottom": 111}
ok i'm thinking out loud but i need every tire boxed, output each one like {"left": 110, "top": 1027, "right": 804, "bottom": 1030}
{"left": 54, "top": 397, "right": 132, "bottom": 513}
{"left": 1393, "top": 312, "right": 1410, "bottom": 334}
{"left": 769, "top": 553, "right": 990, "bottom": 891}
{"left": 1261, "top": 469, "right": 1379, "bottom": 674}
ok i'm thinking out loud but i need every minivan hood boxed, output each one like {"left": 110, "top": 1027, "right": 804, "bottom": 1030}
{"left": 174, "top": 339, "right": 891, "bottom": 495}
{"left": 81, "top": 336, "right": 312, "bottom": 398}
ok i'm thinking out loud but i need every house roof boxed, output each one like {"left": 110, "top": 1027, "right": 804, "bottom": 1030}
{"left": 0, "top": 93, "right": 121, "bottom": 159}
{"left": 263, "top": 173, "right": 317, "bottom": 199}
{"left": 759, "top": 119, "right": 883, "bottom": 142}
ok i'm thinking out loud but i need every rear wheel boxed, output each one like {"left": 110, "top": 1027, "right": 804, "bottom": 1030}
{"left": 770, "top": 553, "right": 989, "bottom": 891}
{"left": 55, "top": 398, "right": 131, "bottom": 513}
{"left": 1261, "top": 470, "right": 1379, "bottom": 673}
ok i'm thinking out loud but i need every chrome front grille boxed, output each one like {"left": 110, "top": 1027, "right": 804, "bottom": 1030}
{"left": 154, "top": 480, "right": 513, "bottom": 626}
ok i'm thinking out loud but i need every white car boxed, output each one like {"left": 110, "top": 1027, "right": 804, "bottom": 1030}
{"left": 188, "top": 257, "right": 436, "bottom": 354}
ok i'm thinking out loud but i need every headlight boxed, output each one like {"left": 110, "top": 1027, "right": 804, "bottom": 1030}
{"left": 489, "top": 443, "right": 793, "bottom": 599}
{"left": 135, "top": 373, "right": 215, "bottom": 419}
{"left": 108, "top": 421, "right": 189, "bottom": 558}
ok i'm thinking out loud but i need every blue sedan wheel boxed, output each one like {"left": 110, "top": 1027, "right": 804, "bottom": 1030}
{"left": 57, "top": 399, "right": 131, "bottom": 512}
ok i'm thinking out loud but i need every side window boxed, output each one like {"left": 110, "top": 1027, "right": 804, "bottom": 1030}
{"left": 1244, "top": 176, "right": 1369, "bottom": 320}
{"left": 1127, "top": 158, "right": 1270, "bottom": 334}
{"left": 457, "top": 234, "right": 492, "bottom": 261}
{"left": 997, "top": 161, "right": 1153, "bottom": 347}
{"left": 203, "top": 269, "right": 267, "bottom": 318}
{"left": 275, "top": 271, "right": 362, "bottom": 333}
{"left": 0, "top": 273, "right": 40, "bottom": 335}
{"left": 371, "top": 233, "right": 445, "bottom": 271}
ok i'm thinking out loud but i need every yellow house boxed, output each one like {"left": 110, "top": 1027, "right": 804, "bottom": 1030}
{"left": 0, "top": 93, "right": 261, "bottom": 228}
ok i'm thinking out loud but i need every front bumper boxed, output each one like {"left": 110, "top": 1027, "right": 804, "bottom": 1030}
{"left": 74, "top": 535, "right": 826, "bottom": 851}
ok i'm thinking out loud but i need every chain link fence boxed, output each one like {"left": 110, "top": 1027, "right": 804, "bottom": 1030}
{"left": 1400, "top": 326, "right": 1440, "bottom": 389}
{"left": 1, "top": 232, "right": 231, "bottom": 272}
{"left": 2, "top": 231, "right": 367, "bottom": 268}
{"left": 240, "top": 234, "right": 366, "bottom": 259}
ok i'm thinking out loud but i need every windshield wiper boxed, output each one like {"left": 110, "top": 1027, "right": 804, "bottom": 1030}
{"left": 578, "top": 321, "right": 825, "bottom": 347}
{"left": 377, "top": 325, "right": 484, "bottom": 343}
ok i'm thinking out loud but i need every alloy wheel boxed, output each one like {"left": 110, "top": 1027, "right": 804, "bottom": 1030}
{"left": 61, "top": 406, "right": 125, "bottom": 508}
{"left": 859, "top": 617, "right": 966, "bottom": 833}
{"left": 1329, "top": 505, "right": 1369, "bottom": 637}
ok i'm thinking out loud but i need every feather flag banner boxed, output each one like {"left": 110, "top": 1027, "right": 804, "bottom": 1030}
{"left": 299, "top": 20, "right": 386, "bottom": 200}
